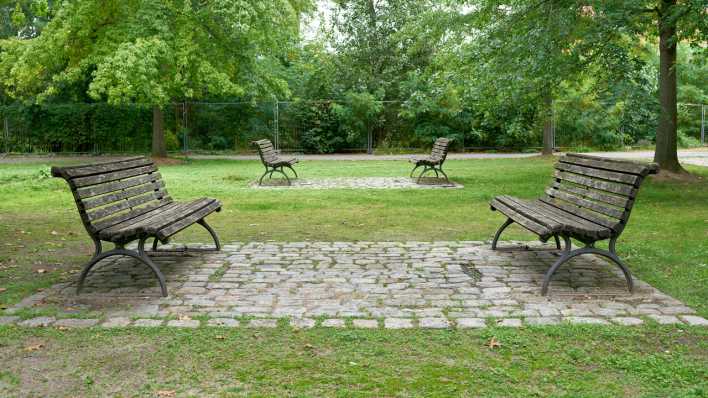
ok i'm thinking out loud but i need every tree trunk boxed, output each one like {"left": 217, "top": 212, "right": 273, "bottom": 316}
{"left": 542, "top": 91, "right": 554, "bottom": 155}
{"left": 152, "top": 105, "right": 167, "bottom": 158}
{"left": 654, "top": 0, "right": 684, "bottom": 173}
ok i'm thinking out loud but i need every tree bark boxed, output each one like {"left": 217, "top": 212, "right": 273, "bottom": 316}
{"left": 542, "top": 90, "right": 554, "bottom": 155}
{"left": 654, "top": 0, "right": 684, "bottom": 173}
{"left": 152, "top": 105, "right": 167, "bottom": 158}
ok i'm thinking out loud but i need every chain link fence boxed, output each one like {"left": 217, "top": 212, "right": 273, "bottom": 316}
{"left": 1, "top": 101, "right": 705, "bottom": 155}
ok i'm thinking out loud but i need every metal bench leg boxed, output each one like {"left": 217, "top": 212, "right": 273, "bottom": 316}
{"left": 258, "top": 168, "right": 272, "bottom": 185}
{"left": 541, "top": 236, "right": 633, "bottom": 296}
{"left": 273, "top": 168, "right": 291, "bottom": 185}
{"left": 197, "top": 219, "right": 221, "bottom": 250}
{"left": 416, "top": 166, "right": 431, "bottom": 183}
{"left": 410, "top": 164, "right": 421, "bottom": 178}
{"left": 491, "top": 218, "right": 514, "bottom": 250}
{"left": 553, "top": 235, "right": 561, "bottom": 250}
{"left": 285, "top": 165, "right": 298, "bottom": 179}
{"left": 76, "top": 239, "right": 168, "bottom": 297}
{"left": 137, "top": 238, "right": 168, "bottom": 297}
{"left": 437, "top": 167, "right": 450, "bottom": 183}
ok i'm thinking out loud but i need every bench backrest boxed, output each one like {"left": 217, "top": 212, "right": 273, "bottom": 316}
{"left": 543, "top": 153, "right": 658, "bottom": 234}
{"left": 52, "top": 157, "right": 172, "bottom": 237}
{"left": 430, "top": 137, "right": 451, "bottom": 163}
{"left": 252, "top": 139, "right": 279, "bottom": 164}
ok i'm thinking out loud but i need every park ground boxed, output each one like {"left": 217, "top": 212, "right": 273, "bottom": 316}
{"left": 0, "top": 156, "right": 706, "bottom": 397}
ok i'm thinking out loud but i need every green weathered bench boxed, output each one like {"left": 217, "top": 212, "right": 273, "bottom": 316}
{"left": 52, "top": 157, "right": 222, "bottom": 297}
{"left": 253, "top": 139, "right": 299, "bottom": 185}
{"left": 409, "top": 137, "right": 451, "bottom": 183}
{"left": 490, "top": 153, "right": 658, "bottom": 295}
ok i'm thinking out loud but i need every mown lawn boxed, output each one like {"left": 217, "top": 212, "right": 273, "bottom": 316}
{"left": 0, "top": 156, "right": 706, "bottom": 397}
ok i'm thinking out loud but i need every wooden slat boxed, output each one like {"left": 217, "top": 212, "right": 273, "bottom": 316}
{"left": 561, "top": 154, "right": 653, "bottom": 176}
{"left": 539, "top": 197, "right": 620, "bottom": 231}
{"left": 96, "top": 202, "right": 180, "bottom": 236}
{"left": 72, "top": 165, "right": 158, "bottom": 188}
{"left": 551, "top": 181, "right": 629, "bottom": 208}
{"left": 545, "top": 187, "right": 626, "bottom": 220}
{"left": 155, "top": 200, "right": 222, "bottom": 240}
{"left": 106, "top": 198, "right": 215, "bottom": 240}
{"left": 92, "top": 200, "right": 175, "bottom": 233}
{"left": 76, "top": 173, "right": 163, "bottom": 199}
{"left": 555, "top": 162, "right": 640, "bottom": 186}
{"left": 51, "top": 157, "right": 146, "bottom": 179}
{"left": 490, "top": 197, "right": 552, "bottom": 238}
{"left": 82, "top": 180, "right": 165, "bottom": 210}
{"left": 63, "top": 158, "right": 153, "bottom": 178}
{"left": 86, "top": 190, "right": 169, "bottom": 222}
{"left": 554, "top": 170, "right": 635, "bottom": 197}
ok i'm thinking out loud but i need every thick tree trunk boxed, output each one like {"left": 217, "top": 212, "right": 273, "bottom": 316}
{"left": 654, "top": 0, "right": 684, "bottom": 173}
{"left": 542, "top": 91, "right": 554, "bottom": 155}
{"left": 152, "top": 105, "right": 167, "bottom": 158}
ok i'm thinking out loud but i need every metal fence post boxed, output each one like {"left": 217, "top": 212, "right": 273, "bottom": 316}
{"left": 273, "top": 100, "right": 279, "bottom": 151}
{"left": 182, "top": 102, "right": 188, "bottom": 153}
{"left": 702, "top": 104, "right": 705, "bottom": 146}
{"left": 3, "top": 114, "right": 8, "bottom": 154}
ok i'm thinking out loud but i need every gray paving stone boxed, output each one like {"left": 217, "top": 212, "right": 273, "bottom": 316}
{"left": 456, "top": 318, "right": 486, "bottom": 328}
{"left": 54, "top": 318, "right": 99, "bottom": 328}
{"left": 611, "top": 317, "right": 644, "bottom": 326}
{"left": 248, "top": 319, "right": 277, "bottom": 328}
{"left": 207, "top": 318, "right": 239, "bottom": 327}
{"left": 647, "top": 314, "right": 682, "bottom": 325}
{"left": 290, "top": 318, "right": 316, "bottom": 329}
{"left": 0, "top": 316, "right": 19, "bottom": 325}
{"left": 524, "top": 317, "right": 560, "bottom": 326}
{"left": 133, "top": 319, "right": 163, "bottom": 327}
{"left": 18, "top": 316, "right": 55, "bottom": 327}
{"left": 352, "top": 319, "right": 379, "bottom": 329}
{"left": 384, "top": 318, "right": 414, "bottom": 329}
{"left": 497, "top": 318, "right": 522, "bottom": 328}
{"left": 167, "top": 319, "right": 200, "bottom": 328}
{"left": 101, "top": 317, "right": 132, "bottom": 328}
{"left": 679, "top": 315, "right": 708, "bottom": 326}
{"left": 418, "top": 318, "right": 450, "bottom": 329}
{"left": 565, "top": 317, "right": 610, "bottom": 325}
{"left": 321, "top": 319, "right": 346, "bottom": 328}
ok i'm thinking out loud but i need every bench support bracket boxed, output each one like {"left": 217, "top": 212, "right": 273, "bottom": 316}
{"left": 412, "top": 163, "right": 449, "bottom": 184}
{"left": 76, "top": 237, "right": 168, "bottom": 297}
{"left": 541, "top": 236, "right": 633, "bottom": 296}
{"left": 491, "top": 218, "right": 561, "bottom": 250}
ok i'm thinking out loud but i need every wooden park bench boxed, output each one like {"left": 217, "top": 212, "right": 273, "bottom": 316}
{"left": 490, "top": 153, "right": 658, "bottom": 295}
{"left": 52, "top": 157, "right": 222, "bottom": 297}
{"left": 409, "top": 137, "right": 451, "bottom": 183}
{"left": 253, "top": 139, "right": 299, "bottom": 185}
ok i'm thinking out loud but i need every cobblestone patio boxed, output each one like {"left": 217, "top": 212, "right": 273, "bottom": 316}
{"left": 5, "top": 241, "right": 706, "bottom": 329}
{"left": 251, "top": 177, "right": 463, "bottom": 189}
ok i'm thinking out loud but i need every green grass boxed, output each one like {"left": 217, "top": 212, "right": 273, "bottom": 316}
{"left": 0, "top": 156, "right": 707, "bottom": 396}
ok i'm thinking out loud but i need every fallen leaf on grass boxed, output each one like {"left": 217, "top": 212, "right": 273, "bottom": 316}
{"left": 215, "top": 335, "right": 225, "bottom": 340}
{"left": 24, "top": 344, "right": 44, "bottom": 352}
{"left": 487, "top": 337, "right": 501, "bottom": 349}
{"left": 36, "top": 269, "right": 47, "bottom": 274}
{"left": 156, "top": 390, "right": 176, "bottom": 398}
{"left": 56, "top": 326, "right": 68, "bottom": 331}
{"left": 178, "top": 315, "right": 191, "bottom": 321}
{"left": 51, "top": 231, "right": 59, "bottom": 236}
{"left": 0, "top": 288, "right": 7, "bottom": 294}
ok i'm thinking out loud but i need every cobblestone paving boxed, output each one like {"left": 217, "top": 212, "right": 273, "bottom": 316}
{"left": 251, "top": 177, "right": 462, "bottom": 189}
{"left": 6, "top": 241, "right": 705, "bottom": 329}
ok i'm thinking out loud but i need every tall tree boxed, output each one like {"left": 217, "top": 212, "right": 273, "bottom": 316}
{"left": 0, "top": 0, "right": 311, "bottom": 156}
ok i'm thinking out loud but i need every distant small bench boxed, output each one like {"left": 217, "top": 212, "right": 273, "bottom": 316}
{"left": 52, "top": 157, "right": 222, "bottom": 297}
{"left": 410, "top": 137, "right": 451, "bottom": 183}
{"left": 490, "top": 153, "right": 658, "bottom": 295}
{"left": 253, "top": 139, "right": 299, "bottom": 185}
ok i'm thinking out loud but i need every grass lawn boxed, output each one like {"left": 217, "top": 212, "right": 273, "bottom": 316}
{"left": 0, "top": 156, "right": 706, "bottom": 397}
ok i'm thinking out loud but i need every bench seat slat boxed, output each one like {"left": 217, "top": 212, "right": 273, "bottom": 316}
{"left": 155, "top": 200, "right": 222, "bottom": 240}
{"left": 551, "top": 181, "right": 629, "bottom": 208}
{"left": 565, "top": 153, "right": 658, "bottom": 176}
{"left": 82, "top": 180, "right": 165, "bottom": 210}
{"left": 72, "top": 165, "right": 158, "bottom": 188}
{"left": 539, "top": 197, "right": 619, "bottom": 231}
{"left": 76, "top": 173, "right": 163, "bottom": 198}
{"left": 490, "top": 198, "right": 553, "bottom": 239}
{"left": 60, "top": 157, "right": 153, "bottom": 178}
{"left": 51, "top": 157, "right": 147, "bottom": 179}
{"left": 545, "top": 188, "right": 626, "bottom": 220}
{"left": 555, "top": 162, "right": 640, "bottom": 186}
{"left": 86, "top": 190, "right": 169, "bottom": 222}
{"left": 554, "top": 170, "right": 635, "bottom": 197}
{"left": 91, "top": 200, "right": 176, "bottom": 233}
